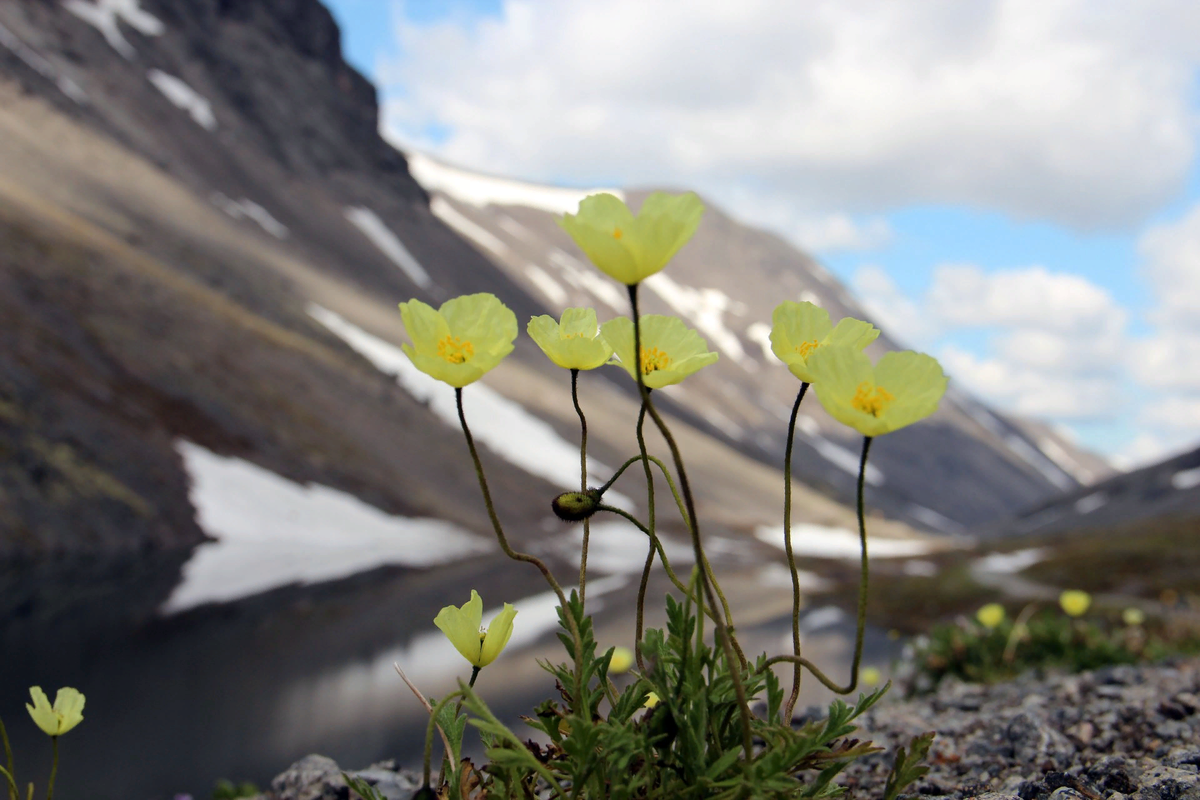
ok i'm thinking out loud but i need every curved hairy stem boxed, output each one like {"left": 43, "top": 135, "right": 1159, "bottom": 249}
{"left": 634, "top": 401, "right": 657, "bottom": 671}
{"left": 455, "top": 388, "right": 584, "bottom": 711}
{"left": 1, "top": 717, "right": 16, "bottom": 800}
{"left": 572, "top": 369, "right": 592, "bottom": 608}
{"left": 761, "top": 435, "right": 874, "bottom": 695}
{"left": 595, "top": 503, "right": 717, "bottom": 624}
{"left": 627, "top": 283, "right": 754, "bottom": 760}
{"left": 781, "top": 381, "right": 811, "bottom": 721}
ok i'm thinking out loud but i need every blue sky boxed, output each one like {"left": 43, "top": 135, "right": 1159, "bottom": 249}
{"left": 325, "top": 0, "right": 1200, "bottom": 468}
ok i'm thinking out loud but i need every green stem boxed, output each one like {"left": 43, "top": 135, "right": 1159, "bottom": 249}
{"left": 781, "top": 382, "right": 810, "bottom": 721}
{"left": 627, "top": 283, "right": 753, "bottom": 760}
{"left": 764, "top": 436, "right": 874, "bottom": 695}
{"left": 571, "top": 369, "right": 592, "bottom": 609}
{"left": 0, "top": 716, "right": 16, "bottom": 800}
{"left": 43, "top": 738, "right": 56, "bottom": 800}
{"left": 0, "top": 766, "right": 16, "bottom": 800}
{"left": 634, "top": 400, "right": 657, "bottom": 672}
{"left": 455, "top": 388, "right": 585, "bottom": 714}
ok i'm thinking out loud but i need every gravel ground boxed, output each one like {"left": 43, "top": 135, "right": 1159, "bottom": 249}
{"left": 257, "top": 659, "right": 1200, "bottom": 799}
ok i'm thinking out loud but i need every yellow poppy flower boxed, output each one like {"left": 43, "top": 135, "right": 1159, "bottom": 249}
{"left": 805, "top": 346, "right": 948, "bottom": 437}
{"left": 26, "top": 686, "right": 85, "bottom": 736}
{"left": 643, "top": 691, "right": 661, "bottom": 709}
{"left": 527, "top": 308, "right": 614, "bottom": 370}
{"left": 976, "top": 603, "right": 1006, "bottom": 629}
{"left": 608, "top": 646, "right": 634, "bottom": 674}
{"left": 600, "top": 315, "right": 719, "bottom": 389}
{"left": 558, "top": 192, "right": 704, "bottom": 285}
{"left": 769, "top": 301, "right": 879, "bottom": 383}
{"left": 399, "top": 294, "right": 517, "bottom": 388}
{"left": 1122, "top": 607, "right": 1145, "bottom": 626}
{"left": 1059, "top": 590, "right": 1091, "bottom": 618}
{"left": 434, "top": 590, "right": 518, "bottom": 669}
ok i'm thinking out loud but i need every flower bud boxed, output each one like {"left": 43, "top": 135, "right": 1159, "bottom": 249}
{"left": 552, "top": 489, "right": 602, "bottom": 522}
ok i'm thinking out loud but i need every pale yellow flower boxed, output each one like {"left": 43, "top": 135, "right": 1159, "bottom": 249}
{"left": 1122, "top": 607, "right": 1146, "bottom": 626}
{"left": 399, "top": 294, "right": 517, "bottom": 388}
{"left": 769, "top": 301, "right": 878, "bottom": 384}
{"left": 558, "top": 192, "right": 704, "bottom": 285}
{"left": 600, "top": 315, "right": 719, "bottom": 389}
{"left": 643, "top": 691, "right": 661, "bottom": 709}
{"left": 434, "top": 590, "right": 517, "bottom": 669}
{"left": 527, "top": 308, "right": 613, "bottom": 370}
{"left": 608, "top": 646, "right": 634, "bottom": 674}
{"left": 1059, "top": 590, "right": 1091, "bottom": 618}
{"left": 26, "top": 686, "right": 85, "bottom": 737}
{"left": 976, "top": 603, "right": 1006, "bottom": 629}
{"left": 805, "top": 346, "right": 948, "bottom": 437}
{"left": 859, "top": 666, "right": 882, "bottom": 686}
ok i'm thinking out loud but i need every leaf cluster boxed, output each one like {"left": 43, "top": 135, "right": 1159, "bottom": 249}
{"left": 455, "top": 593, "right": 910, "bottom": 799}
{"left": 904, "top": 607, "right": 1200, "bottom": 692}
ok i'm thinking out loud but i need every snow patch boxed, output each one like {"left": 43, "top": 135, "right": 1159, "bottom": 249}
{"left": 147, "top": 69, "right": 216, "bottom": 130}
{"left": 211, "top": 193, "right": 288, "bottom": 239}
{"left": 813, "top": 437, "right": 885, "bottom": 485}
{"left": 430, "top": 196, "right": 510, "bottom": 257}
{"left": 800, "top": 605, "right": 848, "bottom": 632}
{"left": 0, "top": 22, "right": 87, "bottom": 103}
{"left": 164, "top": 442, "right": 488, "bottom": 612}
{"left": 1005, "top": 434, "right": 1075, "bottom": 490}
{"left": 407, "top": 151, "right": 624, "bottom": 214}
{"left": 548, "top": 248, "right": 627, "bottom": 311}
{"left": 496, "top": 214, "right": 536, "bottom": 242}
{"left": 755, "top": 562, "right": 831, "bottom": 592}
{"left": 63, "top": 0, "right": 163, "bottom": 59}
{"left": 1073, "top": 492, "right": 1107, "bottom": 514}
{"left": 309, "top": 306, "right": 628, "bottom": 505}
{"left": 1037, "top": 436, "right": 1096, "bottom": 485}
{"left": 973, "top": 548, "right": 1046, "bottom": 574}
{"left": 907, "top": 504, "right": 962, "bottom": 532}
{"left": 1171, "top": 465, "right": 1200, "bottom": 491}
{"left": 644, "top": 272, "right": 747, "bottom": 363}
{"left": 903, "top": 560, "right": 939, "bottom": 577}
{"left": 549, "top": 522, "right": 693, "bottom": 575}
{"left": 746, "top": 322, "right": 780, "bottom": 364}
{"left": 525, "top": 264, "right": 568, "bottom": 305}
{"left": 343, "top": 207, "right": 432, "bottom": 288}
{"left": 754, "top": 523, "right": 932, "bottom": 559}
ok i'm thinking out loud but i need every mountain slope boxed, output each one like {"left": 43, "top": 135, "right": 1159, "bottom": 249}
{"left": 407, "top": 155, "right": 1111, "bottom": 529}
{"left": 0, "top": 0, "right": 1105, "bottom": 571}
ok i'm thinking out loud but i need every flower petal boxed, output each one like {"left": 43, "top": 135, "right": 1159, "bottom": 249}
{"left": 52, "top": 687, "right": 85, "bottom": 734}
{"left": 435, "top": 590, "right": 485, "bottom": 667}
{"left": 479, "top": 602, "right": 517, "bottom": 667}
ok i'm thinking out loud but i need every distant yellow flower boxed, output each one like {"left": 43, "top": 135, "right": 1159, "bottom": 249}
{"left": 1059, "top": 590, "right": 1091, "bottom": 618}
{"left": 399, "top": 294, "right": 517, "bottom": 388}
{"left": 859, "top": 666, "right": 882, "bottom": 686}
{"left": 805, "top": 346, "right": 948, "bottom": 437}
{"left": 26, "top": 687, "right": 85, "bottom": 737}
{"left": 608, "top": 646, "right": 634, "bottom": 674}
{"left": 1122, "top": 607, "right": 1146, "bottom": 626}
{"left": 527, "top": 308, "right": 614, "bottom": 370}
{"left": 434, "top": 590, "right": 517, "bottom": 669}
{"left": 644, "top": 691, "right": 661, "bottom": 709}
{"left": 976, "top": 603, "right": 1006, "bottom": 629}
{"left": 770, "top": 301, "right": 879, "bottom": 383}
{"left": 558, "top": 192, "right": 704, "bottom": 285}
{"left": 600, "top": 315, "right": 719, "bottom": 389}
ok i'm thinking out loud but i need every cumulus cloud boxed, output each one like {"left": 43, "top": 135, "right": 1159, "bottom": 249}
{"left": 851, "top": 264, "right": 940, "bottom": 348}
{"left": 1139, "top": 203, "right": 1200, "bottom": 330}
{"left": 380, "top": 0, "right": 1200, "bottom": 231}
{"left": 857, "top": 263, "right": 1129, "bottom": 420}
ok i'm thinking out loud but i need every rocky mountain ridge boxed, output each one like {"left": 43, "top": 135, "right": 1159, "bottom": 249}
{"left": 0, "top": 0, "right": 1112, "bottom": 567}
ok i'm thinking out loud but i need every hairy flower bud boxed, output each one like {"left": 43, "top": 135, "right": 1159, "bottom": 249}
{"left": 552, "top": 489, "right": 602, "bottom": 522}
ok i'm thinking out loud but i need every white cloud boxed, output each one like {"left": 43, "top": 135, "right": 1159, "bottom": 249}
{"left": 851, "top": 264, "right": 940, "bottom": 348}
{"left": 1139, "top": 203, "right": 1200, "bottom": 331}
{"left": 790, "top": 213, "right": 892, "bottom": 253}
{"left": 1139, "top": 395, "right": 1200, "bottom": 436}
{"left": 380, "top": 0, "right": 1200, "bottom": 231}
{"left": 939, "top": 344, "right": 1123, "bottom": 419}
{"left": 926, "top": 264, "right": 1123, "bottom": 334}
